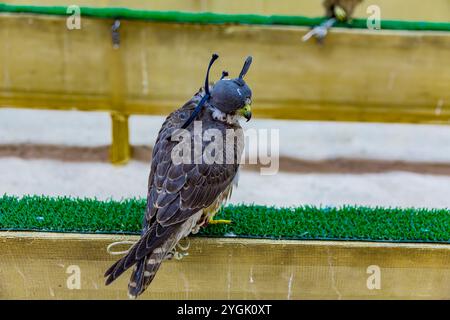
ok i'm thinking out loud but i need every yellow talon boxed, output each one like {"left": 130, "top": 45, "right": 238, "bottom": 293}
{"left": 334, "top": 5, "right": 347, "bottom": 22}
{"left": 208, "top": 219, "right": 232, "bottom": 225}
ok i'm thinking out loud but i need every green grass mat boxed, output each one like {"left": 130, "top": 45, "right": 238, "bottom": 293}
{"left": 1, "top": 3, "right": 450, "bottom": 32}
{"left": 0, "top": 195, "right": 449, "bottom": 243}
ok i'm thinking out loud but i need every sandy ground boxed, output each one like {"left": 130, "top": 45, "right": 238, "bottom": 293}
{"left": 2, "top": 108, "right": 450, "bottom": 162}
{"left": 1, "top": 157, "right": 450, "bottom": 208}
{"left": 1, "top": 108, "right": 450, "bottom": 208}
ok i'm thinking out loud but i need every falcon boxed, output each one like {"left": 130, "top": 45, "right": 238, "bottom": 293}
{"left": 303, "top": 0, "right": 364, "bottom": 42}
{"left": 104, "top": 54, "right": 253, "bottom": 298}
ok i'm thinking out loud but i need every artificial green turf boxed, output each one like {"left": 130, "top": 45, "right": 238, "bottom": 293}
{"left": 1, "top": 3, "right": 450, "bottom": 32}
{"left": 0, "top": 195, "right": 449, "bottom": 243}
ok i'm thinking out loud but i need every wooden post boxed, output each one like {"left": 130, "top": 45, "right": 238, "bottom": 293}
{"left": 108, "top": 19, "right": 130, "bottom": 165}
{"left": 110, "top": 112, "right": 130, "bottom": 164}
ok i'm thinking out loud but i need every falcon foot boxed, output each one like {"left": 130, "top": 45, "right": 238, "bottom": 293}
{"left": 166, "top": 239, "right": 190, "bottom": 261}
{"left": 191, "top": 217, "right": 232, "bottom": 233}
{"left": 208, "top": 219, "right": 232, "bottom": 225}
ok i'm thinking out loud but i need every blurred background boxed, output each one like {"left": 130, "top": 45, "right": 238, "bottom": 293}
{"left": 1, "top": 0, "right": 450, "bottom": 208}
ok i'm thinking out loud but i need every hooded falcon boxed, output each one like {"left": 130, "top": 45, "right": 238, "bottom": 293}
{"left": 303, "top": 0, "right": 364, "bottom": 42}
{"left": 104, "top": 54, "right": 253, "bottom": 298}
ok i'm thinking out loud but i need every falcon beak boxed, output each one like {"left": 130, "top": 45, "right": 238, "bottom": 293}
{"left": 240, "top": 103, "right": 252, "bottom": 122}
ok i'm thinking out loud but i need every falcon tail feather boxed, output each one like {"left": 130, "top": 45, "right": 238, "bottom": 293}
{"left": 104, "top": 224, "right": 176, "bottom": 286}
{"left": 127, "top": 238, "right": 175, "bottom": 298}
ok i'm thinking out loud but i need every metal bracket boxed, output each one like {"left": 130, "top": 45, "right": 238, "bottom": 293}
{"left": 302, "top": 18, "right": 336, "bottom": 43}
{"left": 111, "top": 19, "right": 121, "bottom": 49}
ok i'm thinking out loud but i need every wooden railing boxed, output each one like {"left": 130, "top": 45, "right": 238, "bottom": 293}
{"left": 3, "top": 0, "right": 450, "bottom": 22}
{"left": 2, "top": 232, "right": 449, "bottom": 299}
{"left": 1, "top": 6, "right": 449, "bottom": 163}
